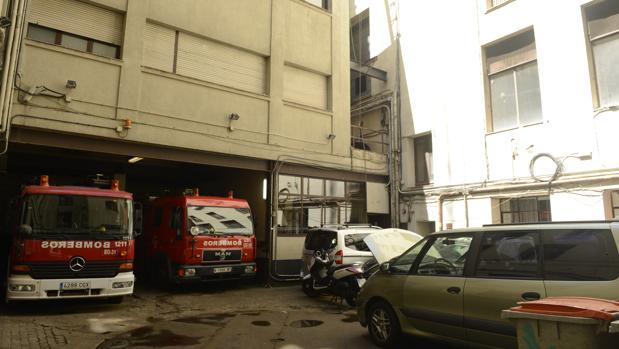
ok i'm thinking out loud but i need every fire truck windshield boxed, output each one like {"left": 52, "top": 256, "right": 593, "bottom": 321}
{"left": 187, "top": 206, "right": 253, "bottom": 236}
{"left": 20, "top": 194, "right": 132, "bottom": 238}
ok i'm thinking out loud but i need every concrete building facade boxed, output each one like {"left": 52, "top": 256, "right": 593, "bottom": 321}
{"left": 351, "top": 0, "right": 619, "bottom": 234}
{"left": 0, "top": 0, "right": 391, "bottom": 279}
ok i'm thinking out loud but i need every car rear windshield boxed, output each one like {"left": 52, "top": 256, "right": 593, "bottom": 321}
{"left": 344, "top": 233, "right": 371, "bottom": 251}
{"left": 187, "top": 206, "right": 253, "bottom": 235}
{"left": 305, "top": 230, "right": 336, "bottom": 250}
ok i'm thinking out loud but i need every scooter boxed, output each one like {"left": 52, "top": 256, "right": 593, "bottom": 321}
{"left": 301, "top": 247, "right": 365, "bottom": 306}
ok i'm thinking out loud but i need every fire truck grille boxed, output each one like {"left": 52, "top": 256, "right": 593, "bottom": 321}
{"left": 27, "top": 261, "right": 122, "bottom": 279}
{"left": 203, "top": 249, "right": 242, "bottom": 262}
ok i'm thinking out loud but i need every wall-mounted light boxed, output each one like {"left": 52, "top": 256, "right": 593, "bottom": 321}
{"left": 327, "top": 133, "right": 336, "bottom": 140}
{"left": 66, "top": 80, "right": 77, "bottom": 89}
{"left": 128, "top": 157, "right": 143, "bottom": 164}
{"left": 228, "top": 113, "right": 240, "bottom": 131}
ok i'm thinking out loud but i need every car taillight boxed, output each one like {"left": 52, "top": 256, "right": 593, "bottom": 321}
{"left": 335, "top": 250, "right": 343, "bottom": 265}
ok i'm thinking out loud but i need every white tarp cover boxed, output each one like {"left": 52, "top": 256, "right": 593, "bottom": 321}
{"left": 364, "top": 228, "right": 423, "bottom": 264}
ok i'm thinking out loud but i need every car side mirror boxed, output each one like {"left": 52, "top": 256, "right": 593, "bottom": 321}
{"left": 380, "top": 262, "right": 391, "bottom": 273}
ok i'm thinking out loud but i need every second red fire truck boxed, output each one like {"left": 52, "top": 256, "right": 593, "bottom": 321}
{"left": 140, "top": 191, "right": 257, "bottom": 284}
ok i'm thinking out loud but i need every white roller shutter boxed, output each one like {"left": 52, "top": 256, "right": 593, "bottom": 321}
{"left": 283, "top": 65, "right": 328, "bottom": 110}
{"left": 28, "top": 0, "right": 124, "bottom": 45}
{"left": 176, "top": 33, "right": 266, "bottom": 94}
{"left": 142, "top": 22, "right": 175, "bottom": 72}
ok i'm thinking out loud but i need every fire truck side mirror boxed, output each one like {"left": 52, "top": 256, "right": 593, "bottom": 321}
{"left": 18, "top": 224, "right": 32, "bottom": 235}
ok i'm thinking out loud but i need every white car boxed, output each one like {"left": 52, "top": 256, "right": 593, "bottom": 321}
{"left": 300, "top": 225, "right": 423, "bottom": 277}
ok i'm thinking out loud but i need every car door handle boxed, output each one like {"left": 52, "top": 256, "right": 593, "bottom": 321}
{"left": 447, "top": 287, "right": 461, "bottom": 295}
{"left": 521, "top": 292, "right": 541, "bottom": 301}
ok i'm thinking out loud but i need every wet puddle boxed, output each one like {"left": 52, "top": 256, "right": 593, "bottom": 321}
{"left": 289, "top": 320, "right": 324, "bottom": 328}
{"left": 251, "top": 320, "right": 271, "bottom": 327}
{"left": 172, "top": 313, "right": 236, "bottom": 327}
{"left": 96, "top": 326, "right": 201, "bottom": 348}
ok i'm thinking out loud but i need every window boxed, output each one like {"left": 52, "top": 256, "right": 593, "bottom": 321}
{"left": 350, "top": 10, "right": 371, "bottom": 101}
{"left": 585, "top": 1, "right": 619, "bottom": 108}
{"left": 486, "top": 30, "right": 542, "bottom": 132}
{"left": 500, "top": 196, "right": 551, "bottom": 223}
{"left": 414, "top": 133, "right": 433, "bottom": 186}
{"left": 344, "top": 233, "right": 371, "bottom": 251}
{"left": 304, "top": 230, "right": 336, "bottom": 250}
{"left": 277, "top": 175, "right": 368, "bottom": 235}
{"left": 415, "top": 235, "right": 473, "bottom": 277}
{"left": 476, "top": 231, "right": 540, "bottom": 279}
{"left": 542, "top": 229, "right": 619, "bottom": 281}
{"left": 303, "top": 0, "right": 330, "bottom": 10}
{"left": 27, "top": 24, "right": 120, "bottom": 59}
{"left": 390, "top": 238, "right": 428, "bottom": 274}
{"left": 169, "top": 206, "right": 183, "bottom": 239}
{"left": 487, "top": 0, "right": 513, "bottom": 10}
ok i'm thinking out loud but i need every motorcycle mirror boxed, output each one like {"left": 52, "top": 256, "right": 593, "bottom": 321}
{"left": 380, "top": 262, "right": 391, "bottom": 273}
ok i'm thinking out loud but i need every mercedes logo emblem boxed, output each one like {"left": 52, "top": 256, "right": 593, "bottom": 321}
{"left": 69, "top": 256, "right": 86, "bottom": 272}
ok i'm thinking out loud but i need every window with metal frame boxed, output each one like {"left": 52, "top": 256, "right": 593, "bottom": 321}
{"left": 277, "top": 175, "right": 367, "bottom": 235}
{"left": 499, "top": 196, "right": 551, "bottom": 224}
{"left": 486, "top": 30, "right": 542, "bottom": 132}
{"left": 26, "top": 24, "right": 120, "bottom": 59}
{"left": 584, "top": 1, "right": 619, "bottom": 108}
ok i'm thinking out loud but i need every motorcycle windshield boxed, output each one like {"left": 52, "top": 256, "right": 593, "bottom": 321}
{"left": 363, "top": 229, "right": 423, "bottom": 264}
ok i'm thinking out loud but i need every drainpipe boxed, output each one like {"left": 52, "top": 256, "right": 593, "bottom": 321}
{"left": 0, "top": 0, "right": 26, "bottom": 133}
{"left": 463, "top": 191, "right": 469, "bottom": 228}
{"left": 437, "top": 194, "right": 444, "bottom": 231}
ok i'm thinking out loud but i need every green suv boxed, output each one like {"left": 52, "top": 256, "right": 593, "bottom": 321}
{"left": 357, "top": 221, "right": 619, "bottom": 348}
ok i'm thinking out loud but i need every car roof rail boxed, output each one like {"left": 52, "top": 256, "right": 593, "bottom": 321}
{"left": 483, "top": 220, "right": 618, "bottom": 227}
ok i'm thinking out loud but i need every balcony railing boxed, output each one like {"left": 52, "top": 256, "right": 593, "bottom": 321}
{"left": 351, "top": 125, "right": 388, "bottom": 155}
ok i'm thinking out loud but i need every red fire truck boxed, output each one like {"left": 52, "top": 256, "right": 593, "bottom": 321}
{"left": 141, "top": 191, "right": 256, "bottom": 284}
{"left": 1, "top": 176, "right": 135, "bottom": 303}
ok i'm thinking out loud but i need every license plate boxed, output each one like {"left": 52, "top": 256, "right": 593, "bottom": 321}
{"left": 356, "top": 278, "right": 366, "bottom": 287}
{"left": 213, "top": 267, "right": 232, "bottom": 274}
{"left": 60, "top": 281, "right": 90, "bottom": 290}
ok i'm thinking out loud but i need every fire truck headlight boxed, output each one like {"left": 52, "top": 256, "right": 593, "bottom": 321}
{"left": 185, "top": 268, "right": 196, "bottom": 277}
{"left": 112, "top": 281, "right": 134, "bottom": 289}
{"left": 9, "top": 284, "right": 35, "bottom": 292}
{"left": 244, "top": 265, "right": 256, "bottom": 274}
